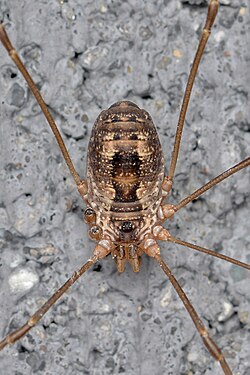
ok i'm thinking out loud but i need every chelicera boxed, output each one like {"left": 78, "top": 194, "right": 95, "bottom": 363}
{"left": 0, "top": 1, "right": 249, "bottom": 374}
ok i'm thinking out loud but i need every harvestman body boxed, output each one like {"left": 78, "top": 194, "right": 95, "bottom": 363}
{"left": 0, "top": 1, "right": 249, "bottom": 374}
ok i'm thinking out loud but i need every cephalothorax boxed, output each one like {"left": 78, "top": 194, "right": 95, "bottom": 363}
{"left": 0, "top": 1, "right": 249, "bottom": 374}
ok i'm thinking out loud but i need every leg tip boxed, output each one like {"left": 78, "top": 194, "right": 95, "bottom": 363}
{"left": 0, "top": 23, "right": 14, "bottom": 52}
{"left": 205, "top": 0, "right": 219, "bottom": 31}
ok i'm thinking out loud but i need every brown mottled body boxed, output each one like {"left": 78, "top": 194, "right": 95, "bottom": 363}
{"left": 87, "top": 101, "right": 165, "bottom": 271}
{"left": 1, "top": 3, "right": 250, "bottom": 374}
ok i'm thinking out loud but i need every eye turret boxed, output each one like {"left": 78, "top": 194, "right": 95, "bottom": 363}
{"left": 121, "top": 221, "right": 133, "bottom": 233}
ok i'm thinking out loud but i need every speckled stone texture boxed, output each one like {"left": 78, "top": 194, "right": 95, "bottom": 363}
{"left": 0, "top": 0, "right": 249, "bottom": 374}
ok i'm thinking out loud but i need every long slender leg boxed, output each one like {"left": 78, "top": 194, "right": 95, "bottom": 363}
{"left": 169, "top": 236, "right": 250, "bottom": 271}
{"left": 141, "top": 238, "right": 232, "bottom": 374}
{"left": 161, "top": 158, "right": 250, "bottom": 219}
{"left": 0, "top": 241, "right": 112, "bottom": 351}
{"left": 0, "top": 24, "right": 87, "bottom": 198}
{"left": 154, "top": 255, "right": 232, "bottom": 375}
{"left": 153, "top": 226, "right": 250, "bottom": 271}
{"left": 173, "top": 157, "right": 250, "bottom": 213}
{"left": 167, "top": 0, "right": 219, "bottom": 181}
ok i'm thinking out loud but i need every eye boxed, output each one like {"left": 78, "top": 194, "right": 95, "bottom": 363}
{"left": 121, "top": 221, "right": 133, "bottom": 232}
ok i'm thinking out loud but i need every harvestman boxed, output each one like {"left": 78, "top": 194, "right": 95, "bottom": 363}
{"left": 0, "top": 1, "right": 249, "bottom": 374}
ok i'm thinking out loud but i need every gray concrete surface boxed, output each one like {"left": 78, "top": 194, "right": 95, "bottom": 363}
{"left": 0, "top": 0, "right": 249, "bottom": 374}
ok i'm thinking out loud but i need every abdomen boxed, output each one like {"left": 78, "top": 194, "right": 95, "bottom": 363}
{"left": 87, "top": 101, "right": 164, "bottom": 217}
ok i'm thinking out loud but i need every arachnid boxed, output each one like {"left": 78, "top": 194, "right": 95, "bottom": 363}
{"left": 0, "top": 1, "right": 249, "bottom": 374}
